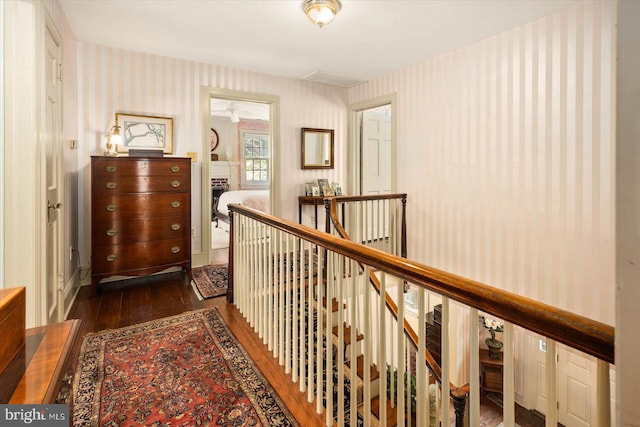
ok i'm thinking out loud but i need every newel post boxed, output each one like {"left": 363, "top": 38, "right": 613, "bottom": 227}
{"left": 401, "top": 195, "right": 407, "bottom": 258}
{"left": 226, "top": 210, "right": 234, "bottom": 303}
{"left": 451, "top": 390, "right": 468, "bottom": 427}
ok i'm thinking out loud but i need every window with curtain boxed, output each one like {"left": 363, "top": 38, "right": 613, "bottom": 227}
{"left": 241, "top": 131, "right": 269, "bottom": 188}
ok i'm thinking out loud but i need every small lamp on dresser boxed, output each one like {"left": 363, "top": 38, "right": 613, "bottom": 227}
{"left": 104, "top": 124, "right": 122, "bottom": 156}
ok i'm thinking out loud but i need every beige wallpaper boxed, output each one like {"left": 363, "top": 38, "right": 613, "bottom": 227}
{"left": 75, "top": 44, "right": 349, "bottom": 257}
{"left": 350, "top": 1, "right": 616, "bottom": 325}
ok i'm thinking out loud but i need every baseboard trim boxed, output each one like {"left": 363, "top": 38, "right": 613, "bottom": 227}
{"left": 63, "top": 267, "right": 82, "bottom": 319}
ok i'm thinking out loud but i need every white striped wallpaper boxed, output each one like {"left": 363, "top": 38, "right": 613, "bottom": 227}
{"left": 350, "top": 1, "right": 616, "bottom": 325}
{"left": 75, "top": 44, "right": 349, "bottom": 256}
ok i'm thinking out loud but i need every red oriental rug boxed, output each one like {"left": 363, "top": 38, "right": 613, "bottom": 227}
{"left": 190, "top": 264, "right": 228, "bottom": 299}
{"left": 72, "top": 308, "right": 298, "bottom": 426}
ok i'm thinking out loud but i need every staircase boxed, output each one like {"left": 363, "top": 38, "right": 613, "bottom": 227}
{"left": 290, "top": 283, "right": 410, "bottom": 426}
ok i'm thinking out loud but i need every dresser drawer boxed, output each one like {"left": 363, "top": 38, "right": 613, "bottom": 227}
{"left": 92, "top": 238, "right": 190, "bottom": 274}
{"left": 93, "top": 193, "right": 189, "bottom": 220}
{"left": 93, "top": 175, "right": 189, "bottom": 195}
{"left": 92, "top": 158, "right": 189, "bottom": 178}
{"left": 93, "top": 217, "right": 188, "bottom": 246}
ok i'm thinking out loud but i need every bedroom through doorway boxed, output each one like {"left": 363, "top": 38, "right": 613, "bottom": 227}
{"left": 204, "top": 91, "right": 276, "bottom": 267}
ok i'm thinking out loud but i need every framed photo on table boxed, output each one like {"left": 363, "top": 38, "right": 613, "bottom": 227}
{"left": 116, "top": 113, "right": 173, "bottom": 154}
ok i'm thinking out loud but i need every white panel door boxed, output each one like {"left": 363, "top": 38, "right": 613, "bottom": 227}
{"left": 361, "top": 110, "right": 391, "bottom": 196}
{"left": 534, "top": 338, "right": 550, "bottom": 414}
{"left": 361, "top": 110, "right": 391, "bottom": 242}
{"left": 558, "top": 346, "right": 594, "bottom": 426}
{"left": 531, "top": 338, "right": 595, "bottom": 427}
{"left": 45, "top": 25, "right": 63, "bottom": 323}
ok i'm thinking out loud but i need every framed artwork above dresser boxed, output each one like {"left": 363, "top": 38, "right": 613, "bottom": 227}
{"left": 90, "top": 156, "right": 192, "bottom": 294}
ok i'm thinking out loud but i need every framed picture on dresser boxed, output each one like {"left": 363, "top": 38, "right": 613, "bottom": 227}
{"left": 116, "top": 113, "right": 173, "bottom": 154}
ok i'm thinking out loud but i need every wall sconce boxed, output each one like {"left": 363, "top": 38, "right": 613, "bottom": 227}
{"left": 104, "top": 125, "right": 122, "bottom": 156}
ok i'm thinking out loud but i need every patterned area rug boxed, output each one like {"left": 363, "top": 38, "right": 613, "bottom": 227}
{"left": 191, "top": 264, "right": 228, "bottom": 299}
{"left": 73, "top": 308, "right": 298, "bottom": 426}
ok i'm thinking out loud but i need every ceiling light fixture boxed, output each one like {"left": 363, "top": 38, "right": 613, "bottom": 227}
{"left": 303, "top": 0, "right": 341, "bottom": 28}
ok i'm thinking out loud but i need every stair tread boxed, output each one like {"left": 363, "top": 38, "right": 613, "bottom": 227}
{"left": 345, "top": 355, "right": 380, "bottom": 381}
{"left": 370, "top": 395, "right": 397, "bottom": 426}
{"left": 331, "top": 323, "right": 364, "bottom": 345}
{"left": 321, "top": 297, "right": 341, "bottom": 312}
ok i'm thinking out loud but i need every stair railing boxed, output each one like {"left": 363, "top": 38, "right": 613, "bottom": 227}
{"left": 227, "top": 204, "right": 615, "bottom": 427}
{"left": 324, "top": 195, "right": 471, "bottom": 425}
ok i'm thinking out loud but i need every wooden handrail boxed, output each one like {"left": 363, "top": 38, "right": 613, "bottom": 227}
{"left": 325, "top": 197, "right": 457, "bottom": 394}
{"left": 228, "top": 203, "right": 615, "bottom": 364}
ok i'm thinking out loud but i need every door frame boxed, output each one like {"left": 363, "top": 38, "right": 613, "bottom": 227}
{"left": 347, "top": 93, "right": 397, "bottom": 196}
{"left": 198, "top": 87, "right": 280, "bottom": 268}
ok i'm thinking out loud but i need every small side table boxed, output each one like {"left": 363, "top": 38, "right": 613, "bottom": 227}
{"left": 298, "top": 196, "right": 325, "bottom": 229}
{"left": 479, "top": 348, "right": 503, "bottom": 396}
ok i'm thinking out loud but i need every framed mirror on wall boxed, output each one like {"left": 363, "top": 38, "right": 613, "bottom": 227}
{"left": 301, "top": 128, "right": 334, "bottom": 169}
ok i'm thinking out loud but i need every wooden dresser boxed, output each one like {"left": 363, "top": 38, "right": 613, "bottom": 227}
{"left": 91, "top": 156, "right": 192, "bottom": 294}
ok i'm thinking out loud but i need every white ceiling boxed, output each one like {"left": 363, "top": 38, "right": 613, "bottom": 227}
{"left": 59, "top": 0, "right": 580, "bottom": 86}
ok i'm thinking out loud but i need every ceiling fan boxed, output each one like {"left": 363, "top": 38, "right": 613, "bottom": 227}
{"left": 211, "top": 102, "right": 241, "bottom": 123}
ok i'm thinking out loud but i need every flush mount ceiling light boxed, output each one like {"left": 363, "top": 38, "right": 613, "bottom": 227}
{"left": 303, "top": 0, "right": 341, "bottom": 27}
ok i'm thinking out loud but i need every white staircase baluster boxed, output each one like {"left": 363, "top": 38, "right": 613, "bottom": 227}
{"left": 325, "top": 251, "right": 334, "bottom": 426}
{"left": 315, "top": 245, "right": 324, "bottom": 412}
{"left": 545, "top": 339, "right": 558, "bottom": 427}
{"left": 379, "top": 272, "right": 388, "bottom": 426}
{"left": 396, "top": 272, "right": 406, "bottom": 426}
{"left": 441, "top": 297, "right": 450, "bottom": 427}
{"left": 306, "top": 240, "right": 314, "bottom": 399}
{"left": 349, "top": 259, "right": 358, "bottom": 427}
{"left": 417, "top": 287, "right": 427, "bottom": 427}
{"left": 336, "top": 252, "right": 345, "bottom": 426}
{"left": 363, "top": 265, "right": 372, "bottom": 427}
{"left": 503, "top": 322, "right": 515, "bottom": 427}
{"left": 597, "top": 359, "right": 611, "bottom": 427}
{"left": 469, "top": 308, "right": 480, "bottom": 426}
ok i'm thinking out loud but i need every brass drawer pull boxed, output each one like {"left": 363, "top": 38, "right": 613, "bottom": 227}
{"left": 171, "top": 180, "right": 181, "bottom": 188}
{"left": 106, "top": 229, "right": 118, "bottom": 236}
{"left": 106, "top": 165, "right": 118, "bottom": 173}
{"left": 171, "top": 246, "right": 181, "bottom": 254}
{"left": 170, "top": 165, "right": 181, "bottom": 173}
{"left": 171, "top": 200, "right": 181, "bottom": 208}
{"left": 106, "top": 204, "right": 118, "bottom": 212}
{"left": 106, "top": 182, "right": 118, "bottom": 189}
{"left": 106, "top": 254, "right": 117, "bottom": 262}
{"left": 171, "top": 223, "right": 181, "bottom": 231}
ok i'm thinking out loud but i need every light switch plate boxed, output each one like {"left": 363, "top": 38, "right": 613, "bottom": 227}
{"left": 186, "top": 151, "right": 197, "bottom": 162}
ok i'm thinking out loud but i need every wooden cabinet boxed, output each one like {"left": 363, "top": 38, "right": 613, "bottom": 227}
{"left": 426, "top": 304, "right": 442, "bottom": 366}
{"left": 479, "top": 348, "right": 503, "bottom": 395}
{"left": 91, "top": 156, "right": 191, "bottom": 294}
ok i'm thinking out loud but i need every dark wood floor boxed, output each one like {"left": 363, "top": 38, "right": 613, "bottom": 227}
{"left": 66, "top": 270, "right": 325, "bottom": 426}
{"left": 65, "top": 266, "right": 546, "bottom": 426}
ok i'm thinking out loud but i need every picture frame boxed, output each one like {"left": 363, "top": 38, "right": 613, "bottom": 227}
{"left": 305, "top": 182, "right": 314, "bottom": 196}
{"left": 332, "top": 182, "right": 342, "bottom": 196}
{"left": 317, "top": 178, "right": 330, "bottom": 192}
{"left": 116, "top": 113, "right": 173, "bottom": 154}
{"left": 311, "top": 184, "right": 320, "bottom": 196}
{"left": 322, "top": 185, "right": 334, "bottom": 196}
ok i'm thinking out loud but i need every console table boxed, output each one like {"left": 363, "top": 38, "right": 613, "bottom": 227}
{"left": 479, "top": 348, "right": 503, "bottom": 396}
{"left": 298, "top": 196, "right": 325, "bottom": 229}
{"left": 0, "top": 319, "right": 81, "bottom": 403}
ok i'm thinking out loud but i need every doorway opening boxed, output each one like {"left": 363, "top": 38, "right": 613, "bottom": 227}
{"left": 199, "top": 88, "right": 280, "bottom": 268}
{"left": 348, "top": 94, "right": 396, "bottom": 196}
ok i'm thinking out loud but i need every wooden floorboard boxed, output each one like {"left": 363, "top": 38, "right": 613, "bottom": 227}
{"left": 65, "top": 270, "right": 325, "bottom": 426}
{"left": 65, "top": 264, "right": 546, "bottom": 427}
